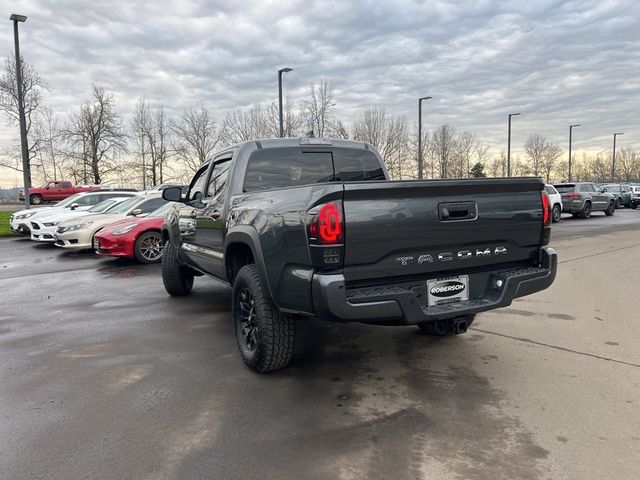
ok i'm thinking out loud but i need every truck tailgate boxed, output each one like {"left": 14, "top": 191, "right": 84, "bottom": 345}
{"left": 342, "top": 178, "right": 545, "bottom": 283}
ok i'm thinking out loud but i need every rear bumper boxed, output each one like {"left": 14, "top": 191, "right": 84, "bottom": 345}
{"left": 311, "top": 247, "right": 558, "bottom": 324}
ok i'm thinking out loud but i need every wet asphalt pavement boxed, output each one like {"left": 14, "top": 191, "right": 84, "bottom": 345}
{"left": 1, "top": 210, "right": 639, "bottom": 480}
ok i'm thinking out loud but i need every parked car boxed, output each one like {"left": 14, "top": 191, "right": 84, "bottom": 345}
{"left": 94, "top": 202, "right": 173, "bottom": 263}
{"left": 630, "top": 185, "right": 640, "bottom": 209}
{"left": 18, "top": 180, "right": 102, "bottom": 205}
{"left": 54, "top": 193, "right": 168, "bottom": 250}
{"left": 29, "top": 196, "right": 134, "bottom": 243}
{"left": 601, "top": 184, "right": 632, "bottom": 208}
{"left": 160, "top": 137, "right": 557, "bottom": 373}
{"left": 545, "top": 184, "right": 563, "bottom": 222}
{"left": 10, "top": 190, "right": 137, "bottom": 235}
{"left": 553, "top": 182, "right": 616, "bottom": 218}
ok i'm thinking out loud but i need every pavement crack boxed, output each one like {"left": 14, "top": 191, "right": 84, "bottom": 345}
{"left": 472, "top": 328, "right": 640, "bottom": 369}
{"left": 558, "top": 242, "right": 640, "bottom": 264}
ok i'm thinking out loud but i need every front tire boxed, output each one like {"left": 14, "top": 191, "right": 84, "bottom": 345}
{"left": 604, "top": 201, "right": 615, "bottom": 216}
{"left": 417, "top": 315, "right": 475, "bottom": 336}
{"left": 233, "top": 264, "right": 295, "bottom": 373}
{"left": 30, "top": 194, "right": 43, "bottom": 205}
{"left": 552, "top": 204, "right": 561, "bottom": 223}
{"left": 161, "top": 239, "right": 194, "bottom": 296}
{"left": 135, "top": 231, "right": 163, "bottom": 263}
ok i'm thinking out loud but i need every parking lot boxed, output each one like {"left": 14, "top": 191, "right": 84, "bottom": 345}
{"left": 1, "top": 210, "right": 639, "bottom": 480}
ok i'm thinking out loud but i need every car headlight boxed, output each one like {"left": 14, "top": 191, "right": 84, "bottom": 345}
{"left": 43, "top": 221, "right": 60, "bottom": 227}
{"left": 112, "top": 224, "right": 138, "bottom": 235}
{"left": 64, "top": 222, "right": 93, "bottom": 232}
{"left": 15, "top": 212, "right": 36, "bottom": 220}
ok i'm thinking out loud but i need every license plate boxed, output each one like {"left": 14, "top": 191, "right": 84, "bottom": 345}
{"left": 93, "top": 238, "right": 99, "bottom": 250}
{"left": 427, "top": 275, "right": 469, "bottom": 306}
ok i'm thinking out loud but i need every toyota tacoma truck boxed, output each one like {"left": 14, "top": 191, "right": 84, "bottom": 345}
{"left": 161, "top": 137, "right": 557, "bottom": 373}
{"left": 19, "top": 180, "right": 100, "bottom": 205}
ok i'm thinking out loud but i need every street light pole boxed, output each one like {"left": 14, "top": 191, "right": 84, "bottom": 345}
{"left": 417, "top": 96, "right": 432, "bottom": 180}
{"left": 568, "top": 124, "right": 580, "bottom": 182}
{"left": 10, "top": 13, "right": 31, "bottom": 209}
{"left": 278, "top": 67, "right": 293, "bottom": 138}
{"left": 612, "top": 132, "right": 624, "bottom": 182}
{"left": 507, "top": 113, "right": 521, "bottom": 177}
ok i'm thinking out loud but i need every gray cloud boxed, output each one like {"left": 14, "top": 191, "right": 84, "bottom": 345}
{"left": 1, "top": 0, "right": 638, "bottom": 183}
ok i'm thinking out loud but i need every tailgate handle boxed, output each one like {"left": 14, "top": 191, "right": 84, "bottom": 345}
{"left": 439, "top": 202, "right": 477, "bottom": 221}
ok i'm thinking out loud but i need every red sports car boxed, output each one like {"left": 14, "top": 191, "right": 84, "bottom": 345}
{"left": 94, "top": 203, "right": 172, "bottom": 263}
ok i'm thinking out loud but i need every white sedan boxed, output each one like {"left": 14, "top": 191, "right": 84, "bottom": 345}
{"left": 30, "top": 197, "right": 132, "bottom": 243}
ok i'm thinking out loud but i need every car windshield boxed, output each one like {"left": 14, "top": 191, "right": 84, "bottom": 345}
{"left": 57, "top": 193, "right": 84, "bottom": 207}
{"left": 88, "top": 199, "right": 120, "bottom": 213}
{"left": 149, "top": 202, "right": 173, "bottom": 218}
{"left": 105, "top": 196, "right": 142, "bottom": 214}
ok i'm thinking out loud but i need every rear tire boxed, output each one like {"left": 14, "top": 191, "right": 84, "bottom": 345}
{"left": 30, "top": 194, "right": 43, "bottom": 205}
{"left": 604, "top": 201, "right": 615, "bottom": 216}
{"left": 134, "top": 231, "right": 163, "bottom": 263}
{"left": 417, "top": 315, "right": 475, "bottom": 336}
{"left": 161, "top": 239, "right": 194, "bottom": 296}
{"left": 632, "top": 202, "right": 638, "bottom": 210}
{"left": 552, "top": 204, "right": 561, "bottom": 223}
{"left": 233, "top": 264, "right": 295, "bottom": 373}
{"left": 579, "top": 202, "right": 592, "bottom": 219}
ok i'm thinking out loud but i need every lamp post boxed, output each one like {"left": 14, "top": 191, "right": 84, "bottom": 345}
{"left": 612, "top": 132, "right": 624, "bottom": 182}
{"left": 568, "top": 124, "right": 580, "bottom": 182}
{"left": 507, "top": 113, "right": 521, "bottom": 177}
{"left": 278, "top": 67, "right": 293, "bottom": 138}
{"left": 10, "top": 13, "right": 31, "bottom": 209}
{"left": 417, "top": 96, "right": 432, "bottom": 179}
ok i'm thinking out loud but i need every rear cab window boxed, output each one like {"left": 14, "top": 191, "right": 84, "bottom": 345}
{"left": 554, "top": 184, "right": 576, "bottom": 193}
{"left": 243, "top": 147, "right": 385, "bottom": 192}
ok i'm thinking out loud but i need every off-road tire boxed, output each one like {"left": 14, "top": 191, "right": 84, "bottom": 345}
{"left": 631, "top": 202, "right": 638, "bottom": 210}
{"left": 134, "top": 231, "right": 163, "bottom": 264}
{"left": 417, "top": 314, "right": 475, "bottom": 336}
{"left": 161, "top": 239, "right": 194, "bottom": 296}
{"left": 579, "top": 202, "right": 592, "bottom": 219}
{"left": 552, "top": 204, "right": 561, "bottom": 223}
{"left": 604, "top": 201, "right": 615, "bottom": 216}
{"left": 30, "top": 194, "right": 43, "bottom": 205}
{"left": 232, "top": 264, "right": 295, "bottom": 373}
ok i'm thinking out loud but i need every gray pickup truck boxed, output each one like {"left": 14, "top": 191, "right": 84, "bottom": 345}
{"left": 161, "top": 137, "right": 557, "bottom": 372}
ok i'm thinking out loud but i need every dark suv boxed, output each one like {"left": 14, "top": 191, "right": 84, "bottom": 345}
{"left": 554, "top": 182, "right": 616, "bottom": 218}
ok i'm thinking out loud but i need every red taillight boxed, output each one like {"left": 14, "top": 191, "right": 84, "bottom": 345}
{"left": 541, "top": 191, "right": 551, "bottom": 226}
{"left": 566, "top": 193, "right": 580, "bottom": 198}
{"left": 308, "top": 202, "right": 343, "bottom": 245}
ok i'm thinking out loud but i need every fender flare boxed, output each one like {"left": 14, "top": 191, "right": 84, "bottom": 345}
{"left": 224, "top": 226, "right": 277, "bottom": 307}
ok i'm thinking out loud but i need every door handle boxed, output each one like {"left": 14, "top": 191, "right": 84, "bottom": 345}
{"left": 211, "top": 211, "right": 221, "bottom": 220}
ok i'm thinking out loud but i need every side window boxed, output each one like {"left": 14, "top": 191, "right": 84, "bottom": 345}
{"left": 61, "top": 182, "right": 72, "bottom": 188}
{"left": 138, "top": 198, "right": 167, "bottom": 214}
{"left": 545, "top": 186, "right": 553, "bottom": 195}
{"left": 333, "top": 148, "right": 386, "bottom": 181}
{"left": 189, "top": 163, "right": 211, "bottom": 201}
{"left": 206, "top": 160, "right": 232, "bottom": 198}
{"left": 74, "top": 195, "right": 96, "bottom": 206}
{"left": 580, "top": 184, "right": 593, "bottom": 193}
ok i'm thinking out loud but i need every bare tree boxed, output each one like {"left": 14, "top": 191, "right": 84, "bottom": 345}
{"left": 352, "top": 107, "right": 409, "bottom": 179}
{"left": 302, "top": 80, "right": 335, "bottom": 137}
{"left": 0, "top": 54, "right": 49, "bottom": 172}
{"left": 221, "top": 104, "right": 270, "bottom": 145}
{"left": 455, "top": 131, "right": 478, "bottom": 178}
{"left": 616, "top": 147, "right": 640, "bottom": 182}
{"left": 430, "top": 124, "right": 457, "bottom": 178}
{"left": 171, "top": 107, "right": 220, "bottom": 174}
{"left": 132, "top": 98, "right": 151, "bottom": 188}
{"left": 66, "top": 85, "right": 127, "bottom": 184}
{"left": 33, "top": 106, "right": 64, "bottom": 181}
{"left": 524, "top": 133, "right": 547, "bottom": 176}
{"left": 540, "top": 141, "right": 563, "bottom": 182}
{"left": 487, "top": 151, "right": 507, "bottom": 177}
{"left": 266, "top": 99, "right": 302, "bottom": 138}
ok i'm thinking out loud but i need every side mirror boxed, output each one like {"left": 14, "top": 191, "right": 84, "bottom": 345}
{"left": 70, "top": 203, "right": 79, "bottom": 210}
{"left": 131, "top": 208, "right": 143, "bottom": 216}
{"left": 162, "top": 186, "right": 183, "bottom": 202}
{"left": 601, "top": 188, "right": 607, "bottom": 192}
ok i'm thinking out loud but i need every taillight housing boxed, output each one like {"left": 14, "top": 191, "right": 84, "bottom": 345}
{"left": 307, "top": 201, "right": 344, "bottom": 269}
{"left": 566, "top": 193, "right": 580, "bottom": 198}
{"left": 541, "top": 190, "right": 551, "bottom": 246}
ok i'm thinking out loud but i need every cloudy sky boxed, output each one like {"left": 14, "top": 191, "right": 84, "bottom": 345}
{"left": 0, "top": 0, "right": 638, "bottom": 185}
